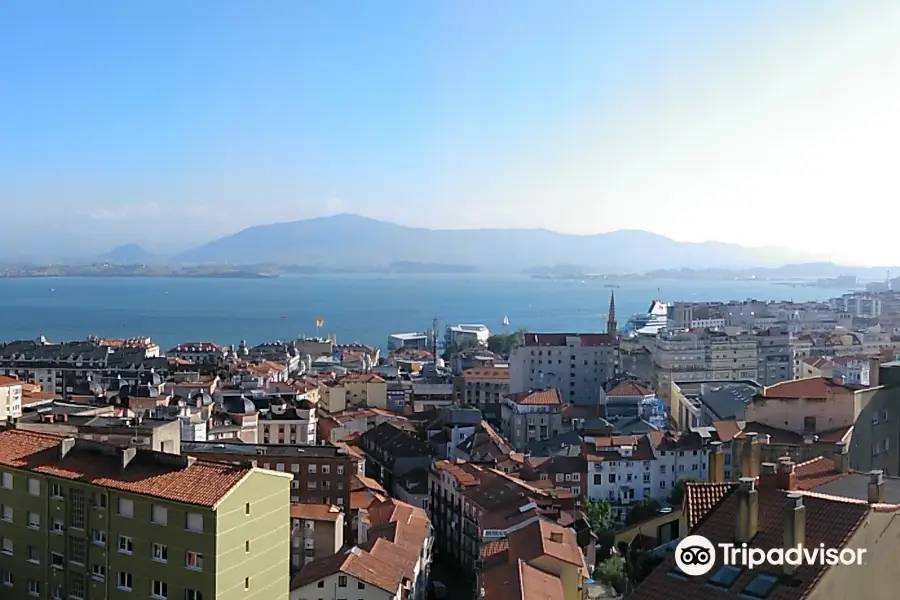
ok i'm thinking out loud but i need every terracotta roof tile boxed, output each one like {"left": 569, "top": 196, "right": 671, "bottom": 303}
{"left": 290, "top": 502, "right": 343, "bottom": 522}
{"left": 0, "top": 376, "right": 21, "bottom": 386}
{"left": 606, "top": 380, "right": 654, "bottom": 397}
{"left": 711, "top": 420, "right": 742, "bottom": 441}
{"left": 684, "top": 482, "right": 738, "bottom": 530}
{"left": 792, "top": 456, "right": 847, "bottom": 490}
{"left": 759, "top": 376, "right": 855, "bottom": 399}
{"left": 507, "top": 389, "right": 562, "bottom": 406}
{"left": 0, "top": 430, "right": 251, "bottom": 507}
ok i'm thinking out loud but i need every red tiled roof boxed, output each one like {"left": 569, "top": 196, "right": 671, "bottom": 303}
{"left": 0, "top": 430, "right": 252, "bottom": 507}
{"left": 290, "top": 503, "right": 343, "bottom": 522}
{"left": 606, "top": 380, "right": 654, "bottom": 397}
{"left": 793, "top": 456, "right": 847, "bottom": 490}
{"left": 632, "top": 487, "right": 870, "bottom": 600}
{"left": 711, "top": 420, "right": 742, "bottom": 441}
{"left": 759, "top": 376, "right": 855, "bottom": 399}
{"left": 684, "top": 482, "right": 738, "bottom": 530}
{"left": 0, "top": 376, "right": 21, "bottom": 386}
{"left": 507, "top": 389, "right": 561, "bottom": 406}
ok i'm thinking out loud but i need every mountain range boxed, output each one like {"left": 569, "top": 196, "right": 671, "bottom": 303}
{"left": 163, "top": 214, "right": 822, "bottom": 272}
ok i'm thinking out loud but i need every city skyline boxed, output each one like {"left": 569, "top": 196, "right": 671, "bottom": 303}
{"left": 2, "top": 1, "right": 899, "bottom": 265}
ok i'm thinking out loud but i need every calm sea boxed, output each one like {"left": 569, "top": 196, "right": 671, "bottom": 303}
{"left": 0, "top": 275, "right": 844, "bottom": 351}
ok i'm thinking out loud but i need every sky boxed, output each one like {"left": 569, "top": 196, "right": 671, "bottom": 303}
{"left": 1, "top": 1, "right": 899, "bottom": 264}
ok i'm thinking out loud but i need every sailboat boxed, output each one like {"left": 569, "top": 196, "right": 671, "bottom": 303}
{"left": 502, "top": 316, "right": 510, "bottom": 327}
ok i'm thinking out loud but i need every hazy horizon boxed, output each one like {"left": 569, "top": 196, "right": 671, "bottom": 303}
{"left": 2, "top": 1, "right": 898, "bottom": 265}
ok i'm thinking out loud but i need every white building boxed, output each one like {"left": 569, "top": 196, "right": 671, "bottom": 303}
{"left": 509, "top": 333, "right": 618, "bottom": 403}
{"left": 387, "top": 332, "right": 430, "bottom": 352}
{"left": 584, "top": 432, "right": 710, "bottom": 520}
{"left": 0, "top": 376, "right": 23, "bottom": 423}
{"left": 445, "top": 324, "right": 491, "bottom": 348}
{"left": 260, "top": 398, "right": 318, "bottom": 445}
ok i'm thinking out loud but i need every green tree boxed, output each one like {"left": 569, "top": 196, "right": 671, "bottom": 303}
{"left": 625, "top": 498, "right": 661, "bottom": 526}
{"left": 668, "top": 477, "right": 702, "bottom": 506}
{"left": 486, "top": 328, "right": 527, "bottom": 357}
{"left": 595, "top": 554, "right": 627, "bottom": 594}
{"left": 583, "top": 499, "right": 615, "bottom": 535}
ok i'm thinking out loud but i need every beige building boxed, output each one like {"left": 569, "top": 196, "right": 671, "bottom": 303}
{"left": 0, "top": 376, "right": 23, "bottom": 424}
{"left": 455, "top": 367, "right": 510, "bottom": 406}
{"left": 290, "top": 503, "right": 344, "bottom": 571}
{"left": 341, "top": 373, "right": 388, "bottom": 409}
{"left": 259, "top": 399, "right": 317, "bottom": 445}
{"left": 500, "top": 389, "right": 563, "bottom": 452}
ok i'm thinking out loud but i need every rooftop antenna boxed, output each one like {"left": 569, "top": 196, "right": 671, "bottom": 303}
{"left": 432, "top": 317, "right": 439, "bottom": 360}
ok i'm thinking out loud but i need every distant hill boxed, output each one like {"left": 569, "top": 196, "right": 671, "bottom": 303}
{"left": 99, "top": 244, "right": 157, "bottom": 264}
{"left": 174, "top": 214, "right": 821, "bottom": 272}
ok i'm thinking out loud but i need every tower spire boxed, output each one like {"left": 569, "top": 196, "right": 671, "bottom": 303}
{"left": 607, "top": 290, "right": 617, "bottom": 335}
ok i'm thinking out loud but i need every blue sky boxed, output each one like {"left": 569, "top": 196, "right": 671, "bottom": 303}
{"left": 1, "top": 1, "right": 898, "bottom": 263}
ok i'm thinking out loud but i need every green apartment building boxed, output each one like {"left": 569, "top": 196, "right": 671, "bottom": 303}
{"left": 0, "top": 429, "right": 293, "bottom": 600}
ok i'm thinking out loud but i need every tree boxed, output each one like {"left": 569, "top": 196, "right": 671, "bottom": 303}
{"left": 625, "top": 498, "right": 661, "bottom": 526}
{"left": 595, "top": 554, "right": 627, "bottom": 594}
{"left": 583, "top": 499, "right": 615, "bottom": 536}
{"left": 668, "top": 477, "right": 702, "bottom": 506}
{"left": 486, "top": 328, "right": 527, "bottom": 357}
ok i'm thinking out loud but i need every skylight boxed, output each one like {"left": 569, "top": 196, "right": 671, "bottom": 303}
{"left": 707, "top": 565, "right": 742, "bottom": 588}
{"left": 742, "top": 573, "right": 779, "bottom": 599}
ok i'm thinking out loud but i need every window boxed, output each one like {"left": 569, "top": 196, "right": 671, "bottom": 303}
{"left": 573, "top": 473, "right": 581, "bottom": 482}
{"left": 151, "top": 580, "right": 168, "bottom": 599}
{"left": 186, "top": 591, "right": 204, "bottom": 600}
{"left": 92, "top": 529, "right": 106, "bottom": 546}
{"left": 2, "top": 569, "right": 12, "bottom": 586}
{"left": 69, "top": 571, "right": 85, "bottom": 600}
{"left": 27, "top": 545, "right": 39, "bottom": 563}
{"left": 118, "top": 498, "right": 134, "bottom": 518}
{"left": 27, "top": 512, "right": 40, "bottom": 528}
{"left": 51, "top": 483, "right": 63, "bottom": 498}
{"left": 69, "top": 537, "right": 85, "bottom": 564}
{"left": 117, "top": 572, "right": 133, "bottom": 591}
{"left": 92, "top": 564, "right": 106, "bottom": 581}
{"left": 118, "top": 535, "right": 134, "bottom": 554}
{"left": 707, "top": 565, "right": 742, "bottom": 588}
{"left": 69, "top": 488, "right": 86, "bottom": 529}
{"left": 52, "top": 584, "right": 62, "bottom": 599}
{"left": 244, "top": 578, "right": 250, "bottom": 590}
{"left": 92, "top": 492, "right": 107, "bottom": 508}
{"left": 308, "top": 464, "right": 317, "bottom": 474}
{"left": 27, "top": 478, "right": 40, "bottom": 496}
{"left": 51, "top": 553, "right": 64, "bottom": 569}
{"left": 1, "top": 472, "right": 11, "bottom": 489}
{"left": 152, "top": 543, "right": 168, "bottom": 562}
{"left": 186, "top": 512, "right": 204, "bottom": 532}
{"left": 1, "top": 538, "right": 12, "bottom": 555}
{"left": 322, "top": 465, "right": 330, "bottom": 474}
{"left": 338, "top": 575, "right": 348, "bottom": 587}
{"left": 743, "top": 573, "right": 779, "bottom": 599}
{"left": 27, "top": 579, "right": 40, "bottom": 597}
{"left": 0, "top": 505, "right": 11, "bottom": 522}
{"left": 337, "top": 465, "right": 344, "bottom": 475}
{"left": 186, "top": 551, "right": 203, "bottom": 570}
{"left": 152, "top": 505, "right": 168, "bottom": 525}
{"left": 245, "top": 540, "right": 250, "bottom": 553}
{"left": 52, "top": 519, "right": 64, "bottom": 534}
{"left": 245, "top": 503, "right": 251, "bottom": 515}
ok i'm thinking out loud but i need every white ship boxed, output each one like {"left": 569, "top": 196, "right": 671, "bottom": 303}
{"left": 624, "top": 300, "right": 670, "bottom": 336}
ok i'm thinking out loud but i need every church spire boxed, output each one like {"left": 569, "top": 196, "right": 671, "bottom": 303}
{"left": 607, "top": 290, "right": 617, "bottom": 335}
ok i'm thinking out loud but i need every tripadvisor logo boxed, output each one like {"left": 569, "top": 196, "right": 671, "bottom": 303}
{"left": 675, "top": 535, "right": 866, "bottom": 576}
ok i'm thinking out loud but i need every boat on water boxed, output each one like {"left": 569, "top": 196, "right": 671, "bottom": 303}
{"left": 624, "top": 300, "right": 670, "bottom": 336}
{"left": 502, "top": 316, "right": 510, "bottom": 327}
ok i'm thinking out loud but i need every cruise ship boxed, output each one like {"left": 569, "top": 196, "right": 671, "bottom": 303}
{"left": 624, "top": 300, "right": 670, "bottom": 336}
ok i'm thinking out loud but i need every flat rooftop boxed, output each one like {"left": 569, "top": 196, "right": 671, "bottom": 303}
{"left": 182, "top": 441, "right": 350, "bottom": 458}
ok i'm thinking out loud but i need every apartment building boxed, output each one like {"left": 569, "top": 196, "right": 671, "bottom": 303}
{"left": 445, "top": 324, "right": 491, "bottom": 348}
{"left": 584, "top": 431, "right": 711, "bottom": 520}
{"left": 289, "top": 503, "right": 344, "bottom": 571}
{"left": 340, "top": 374, "right": 388, "bottom": 410}
{"left": 454, "top": 367, "right": 510, "bottom": 406}
{"left": 0, "top": 376, "right": 23, "bottom": 424}
{"left": 259, "top": 398, "right": 317, "bottom": 445}
{"left": 0, "top": 429, "right": 292, "bottom": 600}
{"left": 509, "top": 333, "right": 618, "bottom": 403}
{"left": 317, "top": 408, "right": 408, "bottom": 444}
{"left": 289, "top": 499, "right": 432, "bottom": 600}
{"left": 167, "top": 342, "right": 228, "bottom": 364}
{"left": 15, "top": 414, "right": 182, "bottom": 454}
{"left": 181, "top": 442, "right": 353, "bottom": 511}
{"left": 500, "top": 389, "right": 563, "bottom": 452}
{"left": 360, "top": 422, "right": 432, "bottom": 493}
{"left": 479, "top": 519, "right": 591, "bottom": 600}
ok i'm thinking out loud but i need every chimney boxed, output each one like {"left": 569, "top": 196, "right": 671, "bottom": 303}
{"left": 782, "top": 493, "right": 806, "bottom": 578}
{"left": 758, "top": 462, "right": 778, "bottom": 489}
{"left": 868, "top": 470, "right": 884, "bottom": 504}
{"left": 708, "top": 441, "right": 725, "bottom": 483}
{"left": 59, "top": 437, "right": 77, "bottom": 460}
{"left": 776, "top": 460, "right": 797, "bottom": 491}
{"left": 549, "top": 531, "right": 564, "bottom": 543}
{"left": 119, "top": 447, "right": 137, "bottom": 471}
{"left": 868, "top": 358, "right": 881, "bottom": 387}
{"left": 735, "top": 477, "right": 759, "bottom": 544}
{"left": 741, "top": 432, "right": 761, "bottom": 479}
{"left": 833, "top": 442, "right": 850, "bottom": 473}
